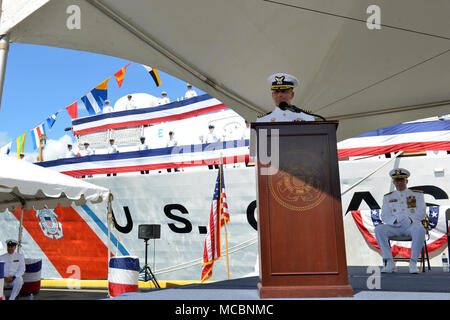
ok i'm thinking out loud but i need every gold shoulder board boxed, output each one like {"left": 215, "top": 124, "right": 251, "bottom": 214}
{"left": 257, "top": 111, "right": 271, "bottom": 118}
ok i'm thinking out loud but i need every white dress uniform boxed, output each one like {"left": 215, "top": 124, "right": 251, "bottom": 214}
{"left": 166, "top": 139, "right": 177, "bottom": 147}
{"left": 256, "top": 106, "right": 315, "bottom": 122}
{"left": 205, "top": 132, "right": 219, "bottom": 143}
{"left": 184, "top": 88, "right": 197, "bottom": 99}
{"left": 108, "top": 144, "right": 118, "bottom": 154}
{"left": 158, "top": 97, "right": 170, "bottom": 105}
{"left": 241, "top": 127, "right": 250, "bottom": 140}
{"left": 0, "top": 249, "right": 25, "bottom": 300}
{"left": 107, "top": 139, "right": 119, "bottom": 154}
{"left": 125, "top": 99, "right": 137, "bottom": 110}
{"left": 66, "top": 150, "right": 77, "bottom": 158}
{"left": 103, "top": 105, "right": 114, "bottom": 113}
{"left": 138, "top": 143, "right": 149, "bottom": 151}
{"left": 257, "top": 73, "right": 316, "bottom": 123}
{"left": 374, "top": 169, "right": 426, "bottom": 272}
{"left": 81, "top": 146, "right": 95, "bottom": 156}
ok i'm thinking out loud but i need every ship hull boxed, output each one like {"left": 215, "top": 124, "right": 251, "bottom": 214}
{"left": 1, "top": 153, "right": 449, "bottom": 281}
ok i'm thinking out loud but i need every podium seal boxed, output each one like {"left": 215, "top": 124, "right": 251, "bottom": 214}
{"left": 268, "top": 151, "right": 327, "bottom": 212}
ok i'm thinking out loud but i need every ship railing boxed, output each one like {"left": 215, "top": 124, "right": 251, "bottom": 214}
{"left": 141, "top": 236, "right": 258, "bottom": 277}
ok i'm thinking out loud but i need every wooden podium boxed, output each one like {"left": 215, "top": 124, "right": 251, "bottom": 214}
{"left": 250, "top": 121, "right": 353, "bottom": 298}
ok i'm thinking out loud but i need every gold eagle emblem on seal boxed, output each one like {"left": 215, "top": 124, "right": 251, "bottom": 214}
{"left": 268, "top": 151, "right": 327, "bottom": 212}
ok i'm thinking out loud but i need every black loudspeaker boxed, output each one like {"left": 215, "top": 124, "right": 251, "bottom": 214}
{"left": 138, "top": 224, "right": 161, "bottom": 240}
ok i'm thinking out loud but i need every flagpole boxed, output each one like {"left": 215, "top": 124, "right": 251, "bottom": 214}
{"left": 17, "top": 207, "right": 24, "bottom": 254}
{"left": 38, "top": 134, "right": 47, "bottom": 162}
{"left": 224, "top": 223, "right": 230, "bottom": 280}
{"left": 219, "top": 156, "right": 230, "bottom": 280}
{"left": 0, "top": 34, "right": 9, "bottom": 112}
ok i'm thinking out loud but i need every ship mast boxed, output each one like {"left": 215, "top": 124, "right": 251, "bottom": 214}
{"left": 38, "top": 134, "right": 47, "bottom": 162}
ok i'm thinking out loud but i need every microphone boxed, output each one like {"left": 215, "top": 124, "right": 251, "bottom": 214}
{"left": 279, "top": 102, "right": 326, "bottom": 121}
{"left": 278, "top": 101, "right": 289, "bottom": 110}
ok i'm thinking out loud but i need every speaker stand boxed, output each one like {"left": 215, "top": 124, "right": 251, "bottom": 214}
{"left": 142, "top": 238, "right": 160, "bottom": 289}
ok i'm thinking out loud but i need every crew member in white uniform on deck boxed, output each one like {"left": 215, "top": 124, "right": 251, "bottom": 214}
{"left": 241, "top": 120, "right": 250, "bottom": 140}
{"left": 158, "top": 91, "right": 170, "bottom": 105}
{"left": 81, "top": 142, "right": 95, "bottom": 156}
{"left": 184, "top": 83, "right": 197, "bottom": 99}
{"left": 107, "top": 139, "right": 118, "bottom": 176}
{"left": 166, "top": 131, "right": 179, "bottom": 172}
{"left": 205, "top": 125, "right": 220, "bottom": 143}
{"left": 205, "top": 125, "right": 220, "bottom": 170}
{"left": 166, "top": 131, "right": 178, "bottom": 147}
{"left": 374, "top": 168, "right": 427, "bottom": 274}
{"left": 257, "top": 73, "right": 315, "bottom": 122}
{"left": 102, "top": 100, "right": 114, "bottom": 113}
{"left": 125, "top": 94, "right": 137, "bottom": 110}
{"left": 138, "top": 137, "right": 149, "bottom": 174}
{"left": 108, "top": 139, "right": 119, "bottom": 154}
{"left": 0, "top": 239, "right": 25, "bottom": 300}
{"left": 138, "top": 136, "right": 149, "bottom": 151}
{"left": 66, "top": 144, "right": 77, "bottom": 158}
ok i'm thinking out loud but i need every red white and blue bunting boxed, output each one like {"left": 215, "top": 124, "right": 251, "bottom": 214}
{"left": 338, "top": 120, "right": 450, "bottom": 158}
{"left": 38, "top": 139, "right": 250, "bottom": 176}
{"left": 351, "top": 206, "right": 448, "bottom": 258}
{"left": 72, "top": 94, "right": 228, "bottom": 135}
{"left": 108, "top": 256, "right": 140, "bottom": 297}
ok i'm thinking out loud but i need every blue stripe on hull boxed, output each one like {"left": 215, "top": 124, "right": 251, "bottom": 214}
{"left": 80, "top": 205, "right": 130, "bottom": 257}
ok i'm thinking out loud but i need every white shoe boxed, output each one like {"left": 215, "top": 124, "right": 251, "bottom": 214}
{"left": 409, "top": 261, "right": 419, "bottom": 274}
{"left": 381, "top": 260, "right": 395, "bottom": 273}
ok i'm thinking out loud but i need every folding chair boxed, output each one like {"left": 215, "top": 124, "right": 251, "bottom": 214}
{"left": 388, "top": 236, "right": 430, "bottom": 272}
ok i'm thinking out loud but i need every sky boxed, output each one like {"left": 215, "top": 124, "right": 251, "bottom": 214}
{"left": 0, "top": 43, "right": 204, "bottom": 161}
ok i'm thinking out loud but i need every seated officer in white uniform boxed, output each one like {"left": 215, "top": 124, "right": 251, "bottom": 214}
{"left": 374, "top": 168, "right": 426, "bottom": 274}
{"left": 257, "top": 73, "right": 315, "bottom": 122}
{"left": 0, "top": 239, "right": 25, "bottom": 300}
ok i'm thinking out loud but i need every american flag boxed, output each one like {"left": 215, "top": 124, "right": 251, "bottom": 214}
{"left": 201, "top": 163, "right": 230, "bottom": 282}
{"left": 44, "top": 216, "right": 53, "bottom": 228}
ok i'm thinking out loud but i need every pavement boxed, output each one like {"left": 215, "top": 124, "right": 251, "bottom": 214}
{"left": 7, "top": 266, "right": 449, "bottom": 301}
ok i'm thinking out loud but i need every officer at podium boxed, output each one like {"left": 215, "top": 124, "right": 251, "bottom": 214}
{"left": 257, "top": 73, "right": 315, "bottom": 122}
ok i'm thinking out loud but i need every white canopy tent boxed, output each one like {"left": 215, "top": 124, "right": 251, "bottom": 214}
{"left": 0, "top": 154, "right": 114, "bottom": 260}
{"left": 0, "top": 0, "right": 449, "bottom": 141}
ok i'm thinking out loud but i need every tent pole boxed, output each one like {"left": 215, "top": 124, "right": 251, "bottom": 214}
{"left": 11, "top": 195, "right": 26, "bottom": 254}
{"left": 17, "top": 207, "right": 24, "bottom": 254}
{"left": 0, "top": 34, "right": 9, "bottom": 112}
{"left": 107, "top": 198, "right": 112, "bottom": 262}
{"left": 106, "top": 194, "right": 113, "bottom": 298}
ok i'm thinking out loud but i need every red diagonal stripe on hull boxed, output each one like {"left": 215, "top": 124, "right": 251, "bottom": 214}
{"left": 13, "top": 204, "right": 109, "bottom": 279}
